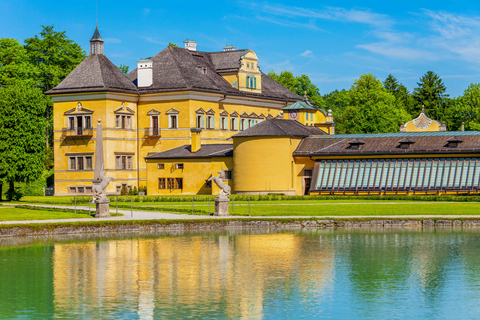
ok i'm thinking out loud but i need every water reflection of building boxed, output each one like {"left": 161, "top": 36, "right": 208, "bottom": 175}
{"left": 52, "top": 232, "right": 335, "bottom": 319}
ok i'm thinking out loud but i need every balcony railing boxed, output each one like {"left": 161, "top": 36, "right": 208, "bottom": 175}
{"left": 62, "top": 127, "right": 94, "bottom": 139}
{"left": 144, "top": 127, "right": 161, "bottom": 138}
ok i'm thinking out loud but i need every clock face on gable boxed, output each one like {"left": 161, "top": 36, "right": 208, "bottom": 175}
{"left": 289, "top": 110, "right": 299, "bottom": 120}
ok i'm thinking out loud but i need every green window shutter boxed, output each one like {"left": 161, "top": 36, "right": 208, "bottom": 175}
{"left": 201, "top": 115, "right": 205, "bottom": 128}
{"left": 212, "top": 116, "right": 215, "bottom": 128}
{"left": 246, "top": 76, "right": 250, "bottom": 88}
{"left": 253, "top": 77, "right": 257, "bottom": 89}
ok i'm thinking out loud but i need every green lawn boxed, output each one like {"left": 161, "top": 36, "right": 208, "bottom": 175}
{"left": 0, "top": 207, "right": 96, "bottom": 221}
{"left": 139, "top": 202, "right": 480, "bottom": 216}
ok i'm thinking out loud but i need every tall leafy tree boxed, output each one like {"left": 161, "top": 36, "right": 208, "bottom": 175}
{"left": 0, "top": 38, "right": 38, "bottom": 86}
{"left": 323, "top": 89, "right": 350, "bottom": 133}
{"left": 448, "top": 83, "right": 480, "bottom": 131}
{"left": 413, "top": 71, "right": 449, "bottom": 122}
{"left": 24, "top": 26, "right": 86, "bottom": 169}
{"left": 268, "top": 70, "right": 325, "bottom": 107}
{"left": 342, "top": 74, "right": 410, "bottom": 134}
{"left": 0, "top": 83, "right": 46, "bottom": 200}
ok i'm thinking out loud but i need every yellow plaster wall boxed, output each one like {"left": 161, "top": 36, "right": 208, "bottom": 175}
{"left": 405, "top": 121, "right": 441, "bottom": 132}
{"left": 232, "top": 136, "right": 303, "bottom": 194}
{"left": 221, "top": 73, "right": 239, "bottom": 88}
{"left": 145, "top": 157, "right": 233, "bottom": 195}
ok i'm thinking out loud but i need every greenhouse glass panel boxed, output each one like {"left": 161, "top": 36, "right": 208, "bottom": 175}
{"left": 327, "top": 162, "right": 337, "bottom": 188}
{"left": 369, "top": 161, "right": 378, "bottom": 187}
{"left": 351, "top": 162, "right": 360, "bottom": 188}
{"left": 375, "top": 161, "right": 384, "bottom": 188}
{"left": 381, "top": 161, "right": 390, "bottom": 189}
{"left": 423, "top": 161, "right": 432, "bottom": 188}
{"left": 473, "top": 160, "right": 480, "bottom": 188}
{"left": 316, "top": 163, "right": 325, "bottom": 189}
{"left": 345, "top": 162, "right": 354, "bottom": 188}
{"left": 442, "top": 161, "right": 451, "bottom": 187}
{"left": 405, "top": 161, "right": 414, "bottom": 188}
{"left": 466, "top": 160, "right": 475, "bottom": 188}
{"left": 436, "top": 161, "right": 445, "bottom": 188}
{"left": 387, "top": 162, "right": 396, "bottom": 188}
{"left": 430, "top": 161, "right": 438, "bottom": 188}
{"left": 399, "top": 161, "right": 407, "bottom": 188}
{"left": 356, "top": 162, "right": 366, "bottom": 188}
{"left": 321, "top": 162, "right": 331, "bottom": 189}
{"left": 417, "top": 161, "right": 426, "bottom": 188}
{"left": 362, "top": 161, "right": 371, "bottom": 188}
{"left": 455, "top": 161, "right": 464, "bottom": 188}
{"left": 338, "top": 162, "right": 347, "bottom": 189}
{"left": 448, "top": 160, "right": 457, "bottom": 188}
{"left": 411, "top": 161, "right": 420, "bottom": 188}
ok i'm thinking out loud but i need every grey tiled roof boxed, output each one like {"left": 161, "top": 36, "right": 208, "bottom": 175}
{"left": 294, "top": 132, "right": 480, "bottom": 157}
{"left": 127, "top": 46, "right": 303, "bottom": 102}
{"left": 145, "top": 144, "right": 233, "bottom": 159}
{"left": 232, "top": 119, "right": 325, "bottom": 138}
{"left": 46, "top": 54, "right": 137, "bottom": 94}
{"left": 48, "top": 46, "right": 302, "bottom": 102}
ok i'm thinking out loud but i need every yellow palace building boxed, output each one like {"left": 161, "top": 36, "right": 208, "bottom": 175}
{"left": 48, "top": 27, "right": 480, "bottom": 196}
{"left": 47, "top": 27, "right": 333, "bottom": 196}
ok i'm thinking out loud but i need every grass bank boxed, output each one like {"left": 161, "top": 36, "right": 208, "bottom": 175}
{"left": 0, "top": 205, "right": 122, "bottom": 221}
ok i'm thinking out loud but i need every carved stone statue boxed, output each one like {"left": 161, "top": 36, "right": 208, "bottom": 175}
{"left": 92, "top": 166, "right": 115, "bottom": 203}
{"left": 208, "top": 170, "right": 231, "bottom": 200}
{"left": 92, "top": 119, "right": 114, "bottom": 218}
{"left": 208, "top": 168, "right": 230, "bottom": 215}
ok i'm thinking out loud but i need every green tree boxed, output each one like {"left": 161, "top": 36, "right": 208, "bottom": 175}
{"left": 0, "top": 83, "right": 46, "bottom": 200}
{"left": 448, "top": 83, "right": 480, "bottom": 131}
{"left": 413, "top": 71, "right": 449, "bottom": 122}
{"left": 383, "top": 74, "right": 415, "bottom": 116}
{"left": 323, "top": 89, "right": 350, "bottom": 133}
{"left": 342, "top": 74, "right": 410, "bottom": 134}
{"left": 118, "top": 64, "right": 129, "bottom": 75}
{"left": 268, "top": 70, "right": 325, "bottom": 107}
{"left": 0, "top": 38, "right": 38, "bottom": 86}
{"left": 24, "top": 26, "right": 86, "bottom": 168}
{"left": 168, "top": 42, "right": 180, "bottom": 47}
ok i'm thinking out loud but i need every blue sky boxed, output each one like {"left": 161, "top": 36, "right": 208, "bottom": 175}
{"left": 2, "top": 0, "right": 480, "bottom": 97}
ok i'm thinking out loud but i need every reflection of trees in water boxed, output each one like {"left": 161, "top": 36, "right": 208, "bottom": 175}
{"left": 0, "top": 245, "right": 55, "bottom": 318}
{"left": 341, "top": 228, "right": 466, "bottom": 314}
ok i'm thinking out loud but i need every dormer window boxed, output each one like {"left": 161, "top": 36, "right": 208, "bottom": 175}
{"left": 398, "top": 138, "right": 415, "bottom": 150}
{"left": 348, "top": 139, "right": 365, "bottom": 150}
{"left": 447, "top": 136, "right": 463, "bottom": 148}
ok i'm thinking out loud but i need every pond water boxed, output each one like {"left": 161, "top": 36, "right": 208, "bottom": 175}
{"left": 1, "top": 228, "right": 480, "bottom": 319}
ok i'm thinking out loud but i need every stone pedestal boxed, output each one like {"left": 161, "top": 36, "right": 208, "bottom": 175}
{"left": 95, "top": 198, "right": 111, "bottom": 218}
{"left": 214, "top": 198, "right": 229, "bottom": 216}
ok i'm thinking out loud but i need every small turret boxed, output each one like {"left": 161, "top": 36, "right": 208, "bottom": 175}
{"left": 90, "top": 25, "right": 104, "bottom": 55}
{"left": 184, "top": 39, "right": 197, "bottom": 51}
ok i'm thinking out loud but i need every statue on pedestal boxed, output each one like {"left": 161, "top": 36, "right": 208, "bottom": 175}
{"left": 92, "top": 119, "right": 114, "bottom": 218}
{"left": 208, "top": 169, "right": 230, "bottom": 216}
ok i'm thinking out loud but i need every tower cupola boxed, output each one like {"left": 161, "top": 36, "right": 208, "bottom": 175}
{"left": 90, "top": 26, "right": 104, "bottom": 55}
{"left": 184, "top": 39, "right": 197, "bottom": 51}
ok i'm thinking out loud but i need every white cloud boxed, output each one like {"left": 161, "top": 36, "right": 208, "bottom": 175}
{"left": 141, "top": 36, "right": 165, "bottom": 45}
{"left": 300, "top": 50, "right": 314, "bottom": 58}
{"left": 255, "top": 15, "right": 322, "bottom": 31}
{"left": 104, "top": 38, "right": 121, "bottom": 44}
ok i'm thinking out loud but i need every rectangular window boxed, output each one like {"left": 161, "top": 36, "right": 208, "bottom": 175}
{"left": 77, "top": 187, "right": 84, "bottom": 193}
{"left": 70, "top": 157, "right": 76, "bottom": 170}
{"left": 231, "top": 118, "right": 237, "bottom": 130}
{"left": 86, "top": 157, "right": 92, "bottom": 170}
{"left": 220, "top": 117, "right": 227, "bottom": 130}
{"left": 176, "top": 163, "right": 184, "bottom": 170}
{"left": 77, "top": 157, "right": 84, "bottom": 170}
{"left": 224, "top": 170, "right": 233, "bottom": 180}
{"left": 157, "top": 164, "right": 165, "bottom": 170}
{"left": 116, "top": 155, "right": 133, "bottom": 170}
{"left": 316, "top": 163, "right": 326, "bottom": 189}
{"left": 169, "top": 115, "right": 178, "bottom": 129}
{"left": 167, "top": 178, "right": 175, "bottom": 189}
{"left": 84, "top": 116, "right": 92, "bottom": 129}
{"left": 241, "top": 119, "right": 245, "bottom": 131}
{"left": 175, "top": 178, "right": 183, "bottom": 189}
{"left": 158, "top": 178, "right": 166, "bottom": 189}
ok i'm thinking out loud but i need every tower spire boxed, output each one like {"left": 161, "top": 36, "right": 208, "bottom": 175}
{"left": 90, "top": 25, "right": 104, "bottom": 55}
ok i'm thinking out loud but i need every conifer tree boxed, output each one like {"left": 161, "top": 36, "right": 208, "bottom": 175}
{"left": 413, "top": 71, "right": 449, "bottom": 121}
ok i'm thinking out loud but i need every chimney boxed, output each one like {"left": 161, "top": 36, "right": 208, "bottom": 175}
{"left": 223, "top": 44, "right": 236, "bottom": 51}
{"left": 184, "top": 39, "right": 197, "bottom": 51}
{"left": 190, "top": 128, "right": 202, "bottom": 152}
{"left": 137, "top": 58, "right": 153, "bottom": 87}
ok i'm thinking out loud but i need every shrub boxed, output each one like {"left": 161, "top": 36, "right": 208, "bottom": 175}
{"left": 6, "top": 188, "right": 23, "bottom": 201}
